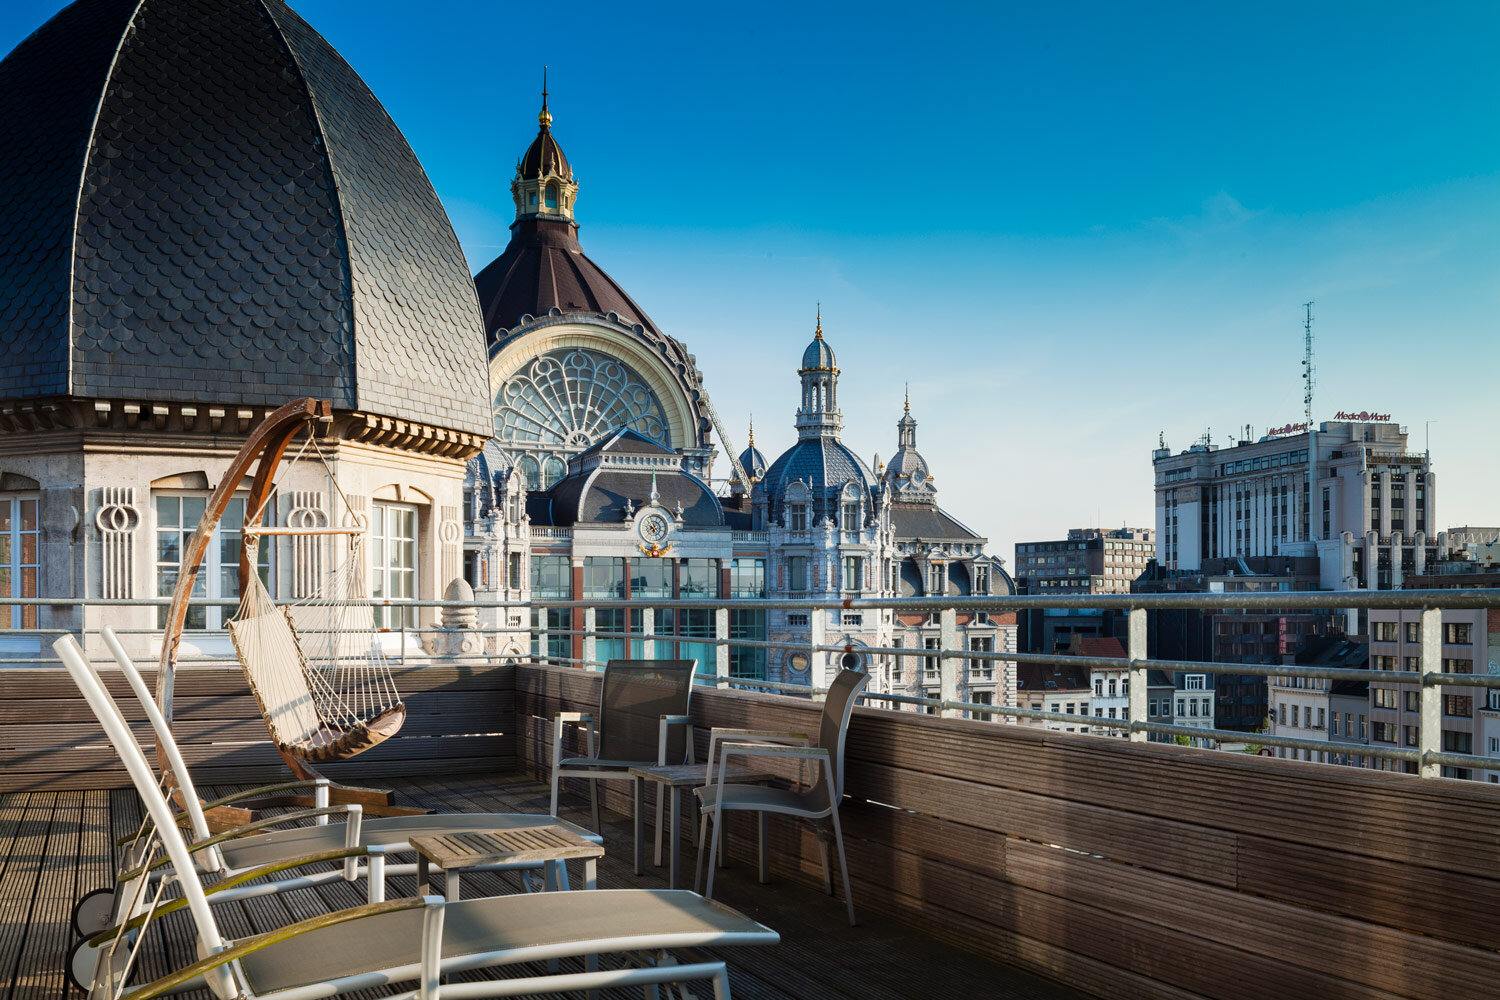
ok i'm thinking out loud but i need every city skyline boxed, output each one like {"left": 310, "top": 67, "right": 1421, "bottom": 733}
{"left": 4, "top": 0, "right": 1493, "bottom": 559}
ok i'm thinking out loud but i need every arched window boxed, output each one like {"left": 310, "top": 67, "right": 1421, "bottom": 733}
{"left": 518, "top": 455, "right": 541, "bottom": 491}
{"left": 542, "top": 455, "right": 566, "bottom": 489}
{"left": 544, "top": 182, "right": 559, "bottom": 209}
{"left": 495, "top": 347, "right": 672, "bottom": 471}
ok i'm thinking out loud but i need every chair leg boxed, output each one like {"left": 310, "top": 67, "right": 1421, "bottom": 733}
{"left": 703, "top": 811, "right": 722, "bottom": 900}
{"left": 654, "top": 782, "right": 666, "bottom": 867}
{"left": 815, "top": 822, "right": 833, "bottom": 896}
{"left": 549, "top": 766, "right": 561, "bottom": 817}
{"left": 758, "top": 812, "right": 769, "bottom": 884}
{"left": 590, "top": 779, "right": 601, "bottom": 834}
{"left": 830, "top": 806, "right": 856, "bottom": 927}
{"left": 694, "top": 812, "right": 711, "bottom": 893}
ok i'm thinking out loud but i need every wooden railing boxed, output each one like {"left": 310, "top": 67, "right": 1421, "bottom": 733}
{"left": 518, "top": 663, "right": 1500, "bottom": 1000}
{"left": 0, "top": 662, "right": 516, "bottom": 791}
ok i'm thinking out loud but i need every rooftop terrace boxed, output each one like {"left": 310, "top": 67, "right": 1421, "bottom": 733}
{"left": 4, "top": 590, "right": 1500, "bottom": 999}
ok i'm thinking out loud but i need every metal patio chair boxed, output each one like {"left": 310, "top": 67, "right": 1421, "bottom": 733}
{"left": 550, "top": 659, "right": 696, "bottom": 846}
{"left": 694, "top": 667, "right": 871, "bottom": 926}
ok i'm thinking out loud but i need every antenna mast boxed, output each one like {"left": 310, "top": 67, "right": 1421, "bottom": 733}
{"left": 1301, "top": 301, "right": 1316, "bottom": 426}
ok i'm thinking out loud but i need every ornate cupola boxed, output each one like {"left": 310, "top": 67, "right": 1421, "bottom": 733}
{"left": 511, "top": 72, "right": 578, "bottom": 223}
{"left": 795, "top": 308, "right": 843, "bottom": 440}
{"left": 884, "top": 388, "right": 935, "bottom": 501}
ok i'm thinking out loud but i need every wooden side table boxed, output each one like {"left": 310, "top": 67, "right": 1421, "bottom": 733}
{"left": 629, "top": 763, "right": 773, "bottom": 890}
{"left": 410, "top": 826, "right": 605, "bottom": 900}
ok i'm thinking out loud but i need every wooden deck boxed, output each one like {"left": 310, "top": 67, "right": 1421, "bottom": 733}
{"left": 0, "top": 773, "right": 1090, "bottom": 1000}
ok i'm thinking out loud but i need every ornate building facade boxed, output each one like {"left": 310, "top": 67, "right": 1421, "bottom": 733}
{"left": 462, "top": 100, "right": 1015, "bottom": 708}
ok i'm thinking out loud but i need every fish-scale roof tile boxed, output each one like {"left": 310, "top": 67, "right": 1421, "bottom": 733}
{"left": 0, "top": 0, "right": 489, "bottom": 434}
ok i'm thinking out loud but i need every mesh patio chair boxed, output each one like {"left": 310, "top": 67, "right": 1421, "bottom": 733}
{"left": 694, "top": 668, "right": 871, "bottom": 926}
{"left": 550, "top": 659, "right": 696, "bottom": 845}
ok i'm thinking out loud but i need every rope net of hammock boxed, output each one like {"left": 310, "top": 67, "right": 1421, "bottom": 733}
{"left": 225, "top": 432, "right": 404, "bottom": 757}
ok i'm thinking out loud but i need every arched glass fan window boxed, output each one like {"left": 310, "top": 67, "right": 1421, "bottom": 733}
{"left": 494, "top": 347, "right": 673, "bottom": 479}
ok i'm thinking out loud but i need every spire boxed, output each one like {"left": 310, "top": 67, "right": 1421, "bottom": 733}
{"left": 539, "top": 66, "right": 552, "bottom": 130}
{"left": 904, "top": 383, "right": 910, "bottom": 413}
{"left": 814, "top": 303, "right": 823, "bottom": 340}
{"left": 747, "top": 416, "right": 755, "bottom": 447}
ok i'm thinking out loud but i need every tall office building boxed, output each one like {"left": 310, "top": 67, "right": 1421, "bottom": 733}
{"left": 1153, "top": 418, "right": 1435, "bottom": 591}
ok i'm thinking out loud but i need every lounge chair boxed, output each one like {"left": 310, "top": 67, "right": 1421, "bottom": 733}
{"left": 72, "top": 627, "right": 603, "bottom": 939}
{"left": 55, "top": 633, "right": 779, "bottom": 1000}
{"left": 550, "top": 659, "right": 695, "bottom": 856}
{"left": 694, "top": 668, "right": 871, "bottom": 926}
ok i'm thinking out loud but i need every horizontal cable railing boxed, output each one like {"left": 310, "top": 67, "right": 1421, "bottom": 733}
{"left": 6, "top": 589, "right": 1500, "bottom": 778}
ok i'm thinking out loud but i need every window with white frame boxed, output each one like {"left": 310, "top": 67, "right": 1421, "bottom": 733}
{"left": 841, "top": 501, "right": 860, "bottom": 533}
{"left": 787, "top": 556, "right": 808, "bottom": 592}
{"left": 974, "top": 563, "right": 989, "bottom": 594}
{"left": 155, "top": 494, "right": 270, "bottom": 630}
{"left": 923, "top": 636, "right": 940, "bottom": 678}
{"left": 969, "top": 636, "right": 993, "bottom": 679}
{"left": 787, "top": 505, "right": 808, "bottom": 531}
{"left": 0, "top": 495, "right": 38, "bottom": 629}
{"left": 1184, "top": 674, "right": 1206, "bottom": 691}
{"left": 370, "top": 501, "right": 418, "bottom": 628}
{"left": 842, "top": 555, "right": 863, "bottom": 592}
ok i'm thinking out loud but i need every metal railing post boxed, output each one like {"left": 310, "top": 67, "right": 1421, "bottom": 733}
{"left": 714, "top": 606, "right": 730, "bottom": 689}
{"left": 809, "top": 607, "right": 825, "bottom": 696}
{"left": 642, "top": 607, "right": 655, "bottom": 659}
{"left": 582, "top": 607, "right": 596, "bottom": 670}
{"left": 1419, "top": 606, "right": 1442, "bottom": 778}
{"left": 1127, "top": 607, "right": 1147, "bottom": 742}
{"left": 939, "top": 607, "right": 959, "bottom": 719}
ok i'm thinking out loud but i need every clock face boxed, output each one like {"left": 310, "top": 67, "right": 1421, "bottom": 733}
{"left": 788, "top": 652, "right": 810, "bottom": 673}
{"left": 639, "top": 512, "right": 670, "bottom": 543}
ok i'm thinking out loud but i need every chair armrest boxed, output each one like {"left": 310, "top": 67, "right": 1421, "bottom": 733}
{"left": 89, "top": 846, "right": 379, "bottom": 948}
{"left": 705, "top": 728, "right": 809, "bottom": 786}
{"left": 658, "top": 714, "right": 695, "bottom": 765}
{"left": 116, "top": 779, "right": 334, "bottom": 847}
{"left": 117, "top": 895, "right": 435, "bottom": 1000}
{"left": 195, "top": 778, "right": 330, "bottom": 812}
{"left": 118, "top": 805, "right": 360, "bottom": 882}
{"left": 553, "top": 713, "right": 596, "bottom": 764}
{"left": 715, "top": 743, "right": 832, "bottom": 800}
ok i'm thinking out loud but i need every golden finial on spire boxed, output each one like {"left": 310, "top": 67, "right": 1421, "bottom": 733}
{"left": 814, "top": 303, "right": 823, "bottom": 340}
{"left": 904, "top": 383, "right": 910, "bottom": 413}
{"left": 747, "top": 415, "right": 755, "bottom": 447}
{"left": 538, "top": 66, "right": 552, "bottom": 129}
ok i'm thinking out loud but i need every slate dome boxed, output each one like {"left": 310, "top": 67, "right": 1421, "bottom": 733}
{"left": 757, "top": 437, "right": 875, "bottom": 523}
{"left": 800, "top": 333, "right": 837, "bottom": 372}
{"left": 0, "top": 0, "right": 491, "bottom": 435}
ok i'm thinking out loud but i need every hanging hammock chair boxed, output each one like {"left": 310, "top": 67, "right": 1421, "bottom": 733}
{"left": 225, "top": 432, "right": 406, "bottom": 763}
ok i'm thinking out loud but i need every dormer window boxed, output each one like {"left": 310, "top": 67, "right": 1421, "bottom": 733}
{"left": 841, "top": 501, "right": 860, "bottom": 532}
{"left": 545, "top": 182, "right": 558, "bottom": 210}
{"left": 788, "top": 504, "right": 808, "bottom": 531}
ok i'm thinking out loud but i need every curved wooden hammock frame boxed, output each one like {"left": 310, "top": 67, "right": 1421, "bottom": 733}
{"left": 154, "top": 398, "right": 422, "bottom": 823}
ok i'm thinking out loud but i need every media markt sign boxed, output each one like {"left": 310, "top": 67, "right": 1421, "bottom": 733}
{"left": 1333, "top": 410, "right": 1393, "bottom": 422}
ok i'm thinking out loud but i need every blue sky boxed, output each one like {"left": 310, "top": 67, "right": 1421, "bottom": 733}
{"left": 4, "top": 1, "right": 1496, "bottom": 561}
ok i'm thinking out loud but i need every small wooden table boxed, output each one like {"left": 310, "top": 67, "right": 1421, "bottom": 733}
{"left": 629, "top": 763, "right": 774, "bottom": 890}
{"left": 411, "top": 826, "right": 604, "bottom": 900}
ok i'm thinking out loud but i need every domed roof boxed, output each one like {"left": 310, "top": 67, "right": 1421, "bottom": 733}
{"left": 738, "top": 443, "right": 768, "bottom": 482}
{"left": 800, "top": 324, "right": 837, "bottom": 372}
{"left": 518, "top": 97, "right": 571, "bottom": 179}
{"left": 757, "top": 437, "right": 875, "bottom": 521}
{"left": 474, "top": 218, "right": 661, "bottom": 338}
{"left": 0, "top": 0, "right": 491, "bottom": 435}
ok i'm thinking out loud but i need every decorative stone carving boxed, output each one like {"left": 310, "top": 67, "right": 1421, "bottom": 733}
{"left": 287, "top": 490, "right": 328, "bottom": 599}
{"left": 95, "top": 487, "right": 140, "bottom": 599}
{"left": 423, "top": 577, "right": 481, "bottom": 655}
